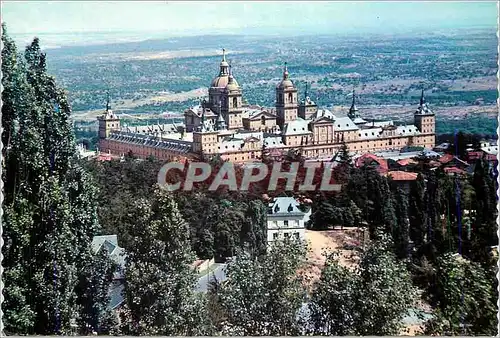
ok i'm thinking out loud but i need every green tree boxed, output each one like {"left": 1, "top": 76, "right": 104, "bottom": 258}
{"left": 122, "top": 187, "right": 210, "bottom": 335}
{"left": 424, "top": 253, "right": 497, "bottom": 335}
{"left": 310, "top": 237, "right": 417, "bottom": 335}
{"left": 75, "top": 247, "right": 117, "bottom": 334}
{"left": 408, "top": 173, "right": 427, "bottom": 256}
{"left": 2, "top": 31, "right": 112, "bottom": 334}
{"left": 309, "top": 253, "right": 357, "bottom": 335}
{"left": 393, "top": 186, "right": 410, "bottom": 259}
{"left": 217, "top": 239, "right": 308, "bottom": 335}
{"left": 469, "top": 159, "right": 497, "bottom": 265}
{"left": 240, "top": 199, "right": 268, "bottom": 258}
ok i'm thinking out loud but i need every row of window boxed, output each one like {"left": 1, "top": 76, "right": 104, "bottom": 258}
{"left": 272, "top": 232, "right": 300, "bottom": 240}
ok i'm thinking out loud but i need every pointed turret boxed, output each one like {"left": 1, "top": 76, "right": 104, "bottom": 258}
{"left": 198, "top": 99, "right": 207, "bottom": 132}
{"left": 415, "top": 89, "right": 433, "bottom": 115}
{"left": 298, "top": 81, "right": 317, "bottom": 120}
{"left": 413, "top": 88, "right": 435, "bottom": 138}
{"left": 217, "top": 111, "right": 227, "bottom": 131}
{"left": 348, "top": 89, "right": 358, "bottom": 118}
{"left": 420, "top": 89, "right": 425, "bottom": 105}
{"left": 216, "top": 100, "right": 227, "bottom": 130}
{"left": 97, "top": 90, "right": 120, "bottom": 139}
{"left": 106, "top": 91, "right": 111, "bottom": 112}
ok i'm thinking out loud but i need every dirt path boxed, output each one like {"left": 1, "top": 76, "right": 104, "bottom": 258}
{"left": 301, "top": 229, "right": 363, "bottom": 286}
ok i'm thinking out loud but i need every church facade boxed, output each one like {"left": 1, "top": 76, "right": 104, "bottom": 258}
{"left": 98, "top": 49, "right": 436, "bottom": 163}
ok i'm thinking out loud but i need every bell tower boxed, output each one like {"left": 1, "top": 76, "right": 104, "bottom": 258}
{"left": 222, "top": 63, "right": 243, "bottom": 130}
{"left": 414, "top": 89, "right": 435, "bottom": 135}
{"left": 298, "top": 82, "right": 317, "bottom": 120}
{"left": 275, "top": 62, "right": 298, "bottom": 128}
{"left": 98, "top": 93, "right": 120, "bottom": 139}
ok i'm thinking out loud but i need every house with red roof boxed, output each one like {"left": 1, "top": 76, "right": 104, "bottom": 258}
{"left": 354, "top": 153, "right": 388, "bottom": 174}
{"left": 385, "top": 170, "right": 418, "bottom": 192}
{"left": 438, "top": 154, "right": 469, "bottom": 169}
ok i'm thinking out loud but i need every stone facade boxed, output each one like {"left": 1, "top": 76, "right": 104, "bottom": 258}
{"left": 266, "top": 197, "right": 311, "bottom": 244}
{"left": 98, "top": 49, "right": 436, "bottom": 163}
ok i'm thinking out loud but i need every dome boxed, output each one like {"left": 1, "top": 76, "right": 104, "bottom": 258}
{"left": 277, "top": 62, "right": 294, "bottom": 89}
{"left": 225, "top": 64, "right": 240, "bottom": 91}
{"left": 211, "top": 48, "right": 239, "bottom": 88}
{"left": 211, "top": 75, "right": 229, "bottom": 88}
{"left": 277, "top": 79, "right": 293, "bottom": 89}
{"left": 226, "top": 80, "right": 239, "bottom": 91}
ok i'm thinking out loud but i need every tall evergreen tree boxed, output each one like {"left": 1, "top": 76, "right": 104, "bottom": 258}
{"left": 469, "top": 159, "right": 497, "bottom": 265}
{"left": 2, "top": 30, "right": 112, "bottom": 334}
{"left": 240, "top": 199, "right": 268, "bottom": 257}
{"left": 408, "top": 173, "right": 427, "bottom": 255}
{"left": 122, "top": 187, "right": 210, "bottom": 335}
{"left": 393, "top": 186, "right": 410, "bottom": 259}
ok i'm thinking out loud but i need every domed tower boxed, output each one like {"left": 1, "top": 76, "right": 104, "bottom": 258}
{"left": 275, "top": 62, "right": 298, "bottom": 128}
{"left": 222, "top": 63, "right": 243, "bottom": 129}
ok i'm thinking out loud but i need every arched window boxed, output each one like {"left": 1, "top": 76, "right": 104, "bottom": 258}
{"left": 261, "top": 115, "right": 266, "bottom": 125}
{"left": 288, "top": 93, "right": 293, "bottom": 103}
{"left": 233, "top": 97, "right": 237, "bottom": 108}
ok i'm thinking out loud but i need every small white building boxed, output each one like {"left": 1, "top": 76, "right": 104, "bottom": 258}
{"left": 267, "top": 197, "right": 311, "bottom": 244}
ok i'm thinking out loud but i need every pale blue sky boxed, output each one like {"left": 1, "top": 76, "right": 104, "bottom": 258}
{"left": 2, "top": 1, "right": 497, "bottom": 37}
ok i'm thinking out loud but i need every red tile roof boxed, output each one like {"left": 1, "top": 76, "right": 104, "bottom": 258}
{"left": 386, "top": 171, "right": 418, "bottom": 181}
{"left": 355, "top": 153, "right": 388, "bottom": 173}
{"left": 397, "top": 158, "right": 418, "bottom": 166}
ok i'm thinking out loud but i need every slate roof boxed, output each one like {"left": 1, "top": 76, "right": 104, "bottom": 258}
{"left": 268, "top": 197, "right": 306, "bottom": 217}
{"left": 264, "top": 136, "right": 285, "bottom": 148}
{"left": 481, "top": 145, "right": 498, "bottom": 155}
{"left": 283, "top": 118, "right": 312, "bottom": 136}
{"left": 333, "top": 116, "right": 359, "bottom": 131}
{"left": 108, "top": 131, "right": 193, "bottom": 153}
{"left": 185, "top": 105, "right": 217, "bottom": 118}
{"left": 395, "top": 125, "right": 420, "bottom": 136}
{"left": 310, "top": 109, "right": 336, "bottom": 122}
{"left": 92, "top": 235, "right": 127, "bottom": 310}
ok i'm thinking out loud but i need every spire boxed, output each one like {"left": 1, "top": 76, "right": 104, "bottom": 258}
{"left": 201, "top": 99, "right": 206, "bottom": 127}
{"left": 106, "top": 91, "right": 111, "bottom": 112}
{"left": 283, "top": 62, "right": 289, "bottom": 80}
{"left": 222, "top": 48, "right": 226, "bottom": 63}
{"left": 420, "top": 88, "right": 426, "bottom": 105}
{"left": 349, "top": 88, "right": 359, "bottom": 118}
{"left": 305, "top": 82, "right": 309, "bottom": 100}
{"left": 217, "top": 110, "right": 227, "bottom": 130}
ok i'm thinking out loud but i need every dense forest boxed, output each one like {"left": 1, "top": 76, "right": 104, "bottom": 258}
{"left": 2, "top": 26, "right": 498, "bottom": 336}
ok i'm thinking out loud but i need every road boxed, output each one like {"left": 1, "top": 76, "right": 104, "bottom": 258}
{"left": 196, "top": 263, "right": 227, "bottom": 292}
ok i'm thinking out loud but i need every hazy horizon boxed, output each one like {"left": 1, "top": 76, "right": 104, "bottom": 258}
{"left": 2, "top": 1, "right": 498, "bottom": 49}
